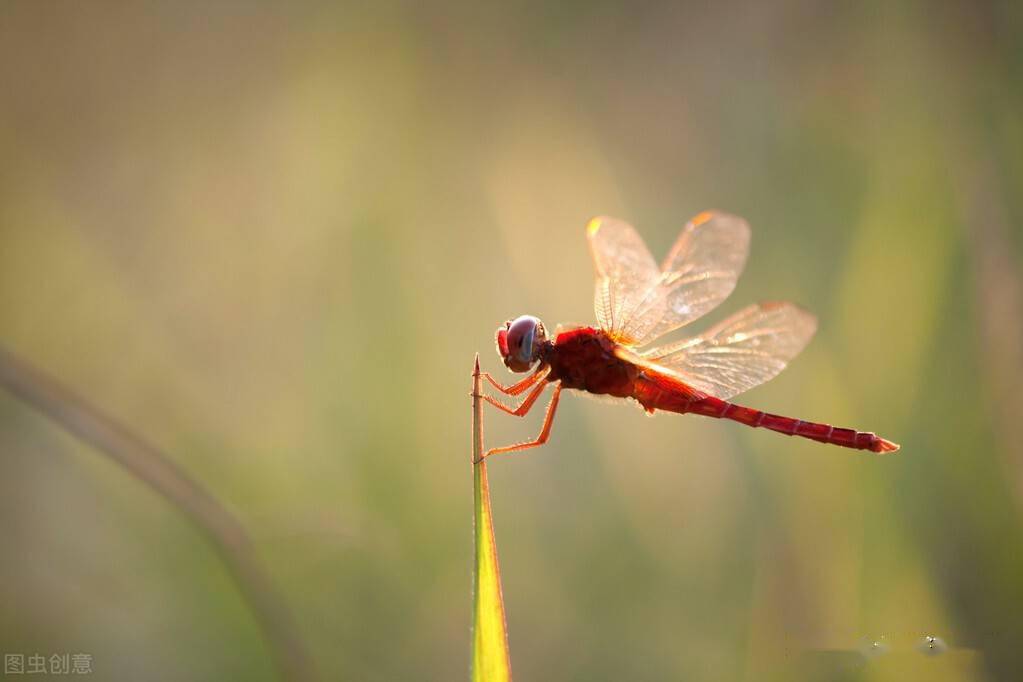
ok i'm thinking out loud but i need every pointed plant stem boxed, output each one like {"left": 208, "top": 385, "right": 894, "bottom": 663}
{"left": 471, "top": 354, "right": 512, "bottom": 681}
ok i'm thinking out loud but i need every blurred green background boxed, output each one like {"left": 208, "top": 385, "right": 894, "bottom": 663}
{"left": 2, "top": 2, "right": 1022, "bottom": 680}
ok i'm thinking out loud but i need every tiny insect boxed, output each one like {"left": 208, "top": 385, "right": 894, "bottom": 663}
{"left": 479, "top": 212, "right": 899, "bottom": 460}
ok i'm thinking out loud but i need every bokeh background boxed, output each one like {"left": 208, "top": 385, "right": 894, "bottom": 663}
{"left": 2, "top": 2, "right": 1022, "bottom": 680}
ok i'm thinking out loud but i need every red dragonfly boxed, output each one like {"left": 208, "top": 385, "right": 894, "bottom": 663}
{"left": 479, "top": 211, "right": 899, "bottom": 460}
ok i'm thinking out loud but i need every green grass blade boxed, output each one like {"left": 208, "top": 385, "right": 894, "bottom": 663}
{"left": 471, "top": 355, "right": 512, "bottom": 682}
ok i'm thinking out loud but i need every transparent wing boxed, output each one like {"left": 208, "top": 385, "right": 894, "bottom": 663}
{"left": 588, "top": 212, "right": 751, "bottom": 346}
{"left": 587, "top": 216, "right": 660, "bottom": 339}
{"left": 640, "top": 302, "right": 817, "bottom": 400}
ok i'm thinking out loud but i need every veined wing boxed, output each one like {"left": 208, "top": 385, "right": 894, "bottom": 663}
{"left": 587, "top": 212, "right": 750, "bottom": 346}
{"left": 639, "top": 302, "right": 817, "bottom": 400}
{"left": 588, "top": 216, "right": 660, "bottom": 341}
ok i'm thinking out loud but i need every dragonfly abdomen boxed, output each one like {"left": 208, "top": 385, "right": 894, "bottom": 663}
{"left": 691, "top": 395, "right": 897, "bottom": 453}
{"left": 636, "top": 372, "right": 898, "bottom": 453}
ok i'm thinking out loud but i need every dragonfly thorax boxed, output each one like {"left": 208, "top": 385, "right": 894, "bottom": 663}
{"left": 496, "top": 315, "right": 548, "bottom": 372}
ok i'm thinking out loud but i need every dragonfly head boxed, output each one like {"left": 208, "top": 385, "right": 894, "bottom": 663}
{"left": 496, "top": 315, "right": 547, "bottom": 372}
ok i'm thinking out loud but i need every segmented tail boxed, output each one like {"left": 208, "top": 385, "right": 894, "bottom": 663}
{"left": 635, "top": 374, "right": 899, "bottom": 454}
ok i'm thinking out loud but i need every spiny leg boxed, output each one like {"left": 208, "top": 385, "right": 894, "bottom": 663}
{"left": 478, "top": 384, "right": 563, "bottom": 461}
{"left": 483, "top": 376, "right": 549, "bottom": 416}
{"left": 480, "top": 366, "right": 549, "bottom": 396}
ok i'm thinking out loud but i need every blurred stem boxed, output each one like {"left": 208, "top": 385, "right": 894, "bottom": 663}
{"left": 471, "top": 355, "right": 512, "bottom": 682}
{"left": 0, "top": 346, "right": 313, "bottom": 682}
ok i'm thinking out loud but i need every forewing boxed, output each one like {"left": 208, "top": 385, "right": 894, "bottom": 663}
{"left": 617, "top": 211, "right": 751, "bottom": 346}
{"left": 641, "top": 302, "right": 817, "bottom": 400}
{"left": 587, "top": 216, "right": 660, "bottom": 341}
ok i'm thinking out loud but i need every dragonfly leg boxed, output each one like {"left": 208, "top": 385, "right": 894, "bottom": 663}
{"left": 483, "top": 377, "right": 549, "bottom": 416}
{"left": 480, "top": 366, "right": 549, "bottom": 396}
{"left": 478, "top": 384, "right": 563, "bottom": 461}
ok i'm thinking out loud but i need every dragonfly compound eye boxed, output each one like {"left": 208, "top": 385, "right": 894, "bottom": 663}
{"left": 500, "top": 315, "right": 544, "bottom": 372}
